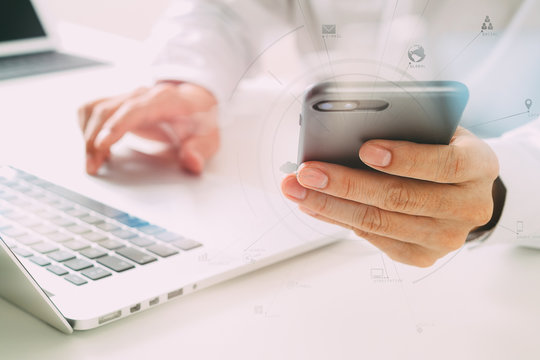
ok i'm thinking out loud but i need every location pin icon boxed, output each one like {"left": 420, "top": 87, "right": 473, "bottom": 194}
{"left": 525, "top": 99, "right": 533, "bottom": 110}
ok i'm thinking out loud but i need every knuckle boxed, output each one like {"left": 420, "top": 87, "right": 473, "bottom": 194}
{"left": 352, "top": 206, "right": 388, "bottom": 234}
{"left": 341, "top": 175, "right": 359, "bottom": 200}
{"left": 152, "top": 83, "right": 176, "bottom": 98}
{"left": 383, "top": 182, "right": 416, "bottom": 212}
{"left": 438, "top": 147, "right": 467, "bottom": 182}
{"left": 91, "top": 103, "right": 111, "bottom": 119}
{"left": 414, "top": 254, "right": 438, "bottom": 268}
{"left": 77, "top": 103, "right": 91, "bottom": 119}
{"left": 313, "top": 195, "right": 332, "bottom": 215}
{"left": 437, "top": 228, "right": 466, "bottom": 252}
{"left": 472, "top": 199, "right": 494, "bottom": 226}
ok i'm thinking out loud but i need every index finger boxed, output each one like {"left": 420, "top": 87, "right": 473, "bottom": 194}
{"left": 358, "top": 127, "right": 499, "bottom": 184}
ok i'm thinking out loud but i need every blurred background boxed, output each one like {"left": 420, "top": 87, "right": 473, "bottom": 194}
{"left": 47, "top": 0, "right": 170, "bottom": 40}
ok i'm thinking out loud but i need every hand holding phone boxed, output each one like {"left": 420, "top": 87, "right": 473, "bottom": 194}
{"left": 297, "top": 81, "right": 469, "bottom": 168}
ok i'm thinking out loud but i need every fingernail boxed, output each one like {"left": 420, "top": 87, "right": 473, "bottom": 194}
{"left": 297, "top": 166, "right": 328, "bottom": 189}
{"left": 282, "top": 177, "right": 307, "bottom": 200}
{"left": 360, "top": 144, "right": 392, "bottom": 167}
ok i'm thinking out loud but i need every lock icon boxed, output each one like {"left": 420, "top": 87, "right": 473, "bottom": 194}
{"left": 485, "top": 16, "right": 491, "bottom": 23}
{"left": 488, "top": 23, "right": 493, "bottom": 30}
{"left": 482, "top": 23, "right": 487, "bottom": 30}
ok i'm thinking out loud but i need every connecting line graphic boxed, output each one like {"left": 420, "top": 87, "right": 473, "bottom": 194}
{"left": 497, "top": 224, "right": 517, "bottom": 235}
{"left": 295, "top": 0, "right": 325, "bottom": 69}
{"left": 412, "top": 246, "right": 464, "bottom": 284}
{"left": 397, "top": 0, "right": 432, "bottom": 81}
{"left": 227, "top": 25, "right": 304, "bottom": 101}
{"left": 468, "top": 111, "right": 530, "bottom": 129}
{"left": 267, "top": 70, "right": 283, "bottom": 86}
{"left": 243, "top": 212, "right": 293, "bottom": 252}
{"left": 434, "top": 31, "right": 482, "bottom": 79}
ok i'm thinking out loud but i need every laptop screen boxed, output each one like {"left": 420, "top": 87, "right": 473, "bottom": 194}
{"left": 0, "top": 0, "right": 46, "bottom": 43}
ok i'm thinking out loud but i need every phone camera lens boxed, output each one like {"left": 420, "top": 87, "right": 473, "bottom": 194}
{"left": 317, "top": 102, "right": 334, "bottom": 111}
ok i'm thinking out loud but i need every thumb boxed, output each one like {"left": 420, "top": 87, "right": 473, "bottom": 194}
{"left": 178, "top": 127, "right": 220, "bottom": 175}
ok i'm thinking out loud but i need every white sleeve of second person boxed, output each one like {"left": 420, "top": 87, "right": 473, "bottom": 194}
{"left": 484, "top": 116, "right": 540, "bottom": 249}
{"left": 148, "top": 0, "right": 291, "bottom": 107}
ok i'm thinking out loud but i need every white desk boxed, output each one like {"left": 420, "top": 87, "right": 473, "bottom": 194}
{"left": 1, "top": 54, "right": 540, "bottom": 360}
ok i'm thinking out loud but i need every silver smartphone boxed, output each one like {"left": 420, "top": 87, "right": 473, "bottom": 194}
{"left": 297, "top": 81, "right": 469, "bottom": 168}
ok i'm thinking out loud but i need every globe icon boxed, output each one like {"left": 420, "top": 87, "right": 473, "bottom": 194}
{"left": 408, "top": 45, "right": 426, "bottom": 63}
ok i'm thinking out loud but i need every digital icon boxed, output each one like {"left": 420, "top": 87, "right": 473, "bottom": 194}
{"left": 482, "top": 16, "right": 494, "bottom": 31}
{"left": 321, "top": 24, "right": 337, "bottom": 35}
{"left": 407, "top": 44, "right": 426, "bottom": 63}
{"left": 525, "top": 99, "right": 533, "bottom": 110}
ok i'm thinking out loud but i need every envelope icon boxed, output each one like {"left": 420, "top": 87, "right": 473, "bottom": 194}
{"left": 322, "top": 24, "right": 336, "bottom": 35}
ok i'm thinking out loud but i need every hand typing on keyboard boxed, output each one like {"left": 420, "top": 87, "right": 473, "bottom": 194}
{"left": 78, "top": 82, "right": 219, "bottom": 175}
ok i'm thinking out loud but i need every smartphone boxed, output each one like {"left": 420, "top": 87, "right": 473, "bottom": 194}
{"left": 297, "top": 81, "right": 469, "bottom": 168}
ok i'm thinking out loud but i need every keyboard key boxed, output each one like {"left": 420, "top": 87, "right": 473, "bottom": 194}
{"left": 116, "top": 247, "right": 157, "bottom": 265}
{"left": 0, "top": 226, "right": 27, "bottom": 238}
{"left": 138, "top": 224, "right": 166, "bottom": 235}
{"left": 114, "top": 214, "right": 149, "bottom": 228}
{"left": 0, "top": 192, "right": 16, "bottom": 200}
{"left": 14, "top": 216, "right": 41, "bottom": 228}
{"left": 146, "top": 244, "right": 179, "bottom": 258}
{"left": 129, "top": 236, "right": 155, "bottom": 247}
{"left": 32, "top": 242, "right": 59, "bottom": 254}
{"left": 97, "top": 255, "right": 134, "bottom": 272}
{"left": 47, "top": 265, "right": 68, "bottom": 276}
{"left": 10, "top": 199, "right": 31, "bottom": 208}
{"left": 65, "top": 224, "right": 91, "bottom": 234}
{"left": 64, "top": 258, "right": 93, "bottom": 271}
{"left": 48, "top": 250, "right": 76, "bottom": 262}
{"left": 41, "top": 197, "right": 62, "bottom": 206}
{"left": 16, "top": 234, "right": 43, "bottom": 246}
{"left": 49, "top": 216, "right": 75, "bottom": 227}
{"left": 154, "top": 231, "right": 183, "bottom": 242}
{"left": 30, "top": 256, "right": 51, "bottom": 266}
{"left": 81, "top": 267, "right": 111, "bottom": 280}
{"left": 80, "top": 215, "right": 104, "bottom": 225}
{"left": 47, "top": 232, "right": 73, "bottom": 243}
{"left": 65, "top": 208, "right": 88, "bottom": 218}
{"left": 13, "top": 247, "right": 33, "bottom": 257}
{"left": 99, "top": 239, "right": 124, "bottom": 250}
{"left": 50, "top": 201, "right": 73, "bottom": 211}
{"left": 171, "top": 238, "right": 202, "bottom": 251}
{"left": 111, "top": 229, "right": 137, "bottom": 239}
{"left": 63, "top": 239, "right": 90, "bottom": 251}
{"left": 1, "top": 237, "right": 17, "bottom": 248}
{"left": 79, "top": 247, "right": 107, "bottom": 259}
{"left": 97, "top": 222, "right": 120, "bottom": 232}
{"left": 3, "top": 210, "right": 26, "bottom": 221}
{"left": 35, "top": 210, "right": 58, "bottom": 220}
{"left": 82, "top": 231, "right": 107, "bottom": 242}
{"left": 64, "top": 274, "right": 88, "bottom": 286}
{"left": 25, "top": 190, "right": 45, "bottom": 199}
{"left": 30, "top": 224, "right": 57, "bottom": 235}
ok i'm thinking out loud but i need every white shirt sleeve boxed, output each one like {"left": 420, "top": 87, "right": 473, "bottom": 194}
{"left": 485, "top": 116, "right": 540, "bottom": 248}
{"left": 148, "top": 0, "right": 292, "bottom": 107}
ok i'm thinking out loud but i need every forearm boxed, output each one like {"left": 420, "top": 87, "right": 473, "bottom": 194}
{"left": 482, "top": 117, "right": 540, "bottom": 247}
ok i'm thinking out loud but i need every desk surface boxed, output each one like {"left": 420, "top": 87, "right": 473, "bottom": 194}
{"left": 1, "top": 52, "right": 540, "bottom": 360}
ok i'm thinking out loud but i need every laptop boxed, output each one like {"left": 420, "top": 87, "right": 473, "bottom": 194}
{"left": 0, "top": 165, "right": 342, "bottom": 333}
{"left": 0, "top": 0, "right": 103, "bottom": 81}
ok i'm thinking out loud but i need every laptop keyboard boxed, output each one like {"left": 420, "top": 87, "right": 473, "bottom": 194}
{"left": 0, "top": 51, "right": 103, "bottom": 81}
{"left": 0, "top": 166, "right": 202, "bottom": 286}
